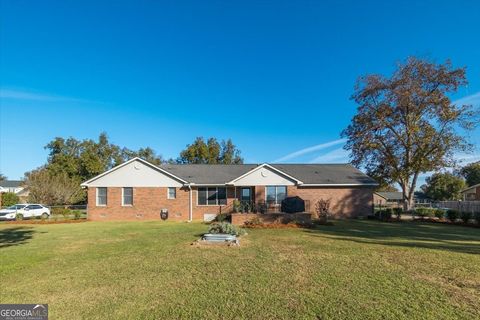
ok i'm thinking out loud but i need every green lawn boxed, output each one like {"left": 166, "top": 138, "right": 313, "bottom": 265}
{"left": 1, "top": 220, "right": 479, "bottom": 319}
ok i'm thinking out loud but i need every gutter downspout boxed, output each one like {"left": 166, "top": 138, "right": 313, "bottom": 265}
{"left": 187, "top": 184, "right": 193, "bottom": 222}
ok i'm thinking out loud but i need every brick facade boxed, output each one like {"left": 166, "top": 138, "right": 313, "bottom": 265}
{"left": 373, "top": 193, "right": 386, "bottom": 206}
{"left": 87, "top": 187, "right": 190, "bottom": 221}
{"left": 288, "top": 186, "right": 373, "bottom": 218}
{"left": 87, "top": 185, "right": 374, "bottom": 221}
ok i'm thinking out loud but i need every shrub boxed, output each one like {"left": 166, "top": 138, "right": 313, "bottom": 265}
{"left": 2, "top": 192, "right": 20, "bottom": 207}
{"left": 244, "top": 217, "right": 262, "bottom": 227}
{"left": 460, "top": 211, "right": 472, "bottom": 223}
{"left": 446, "top": 209, "right": 459, "bottom": 222}
{"left": 434, "top": 209, "right": 445, "bottom": 219}
{"left": 315, "top": 199, "right": 331, "bottom": 222}
{"left": 240, "top": 201, "right": 252, "bottom": 213}
{"left": 232, "top": 200, "right": 241, "bottom": 213}
{"left": 214, "top": 212, "right": 230, "bottom": 222}
{"left": 208, "top": 222, "right": 246, "bottom": 236}
{"left": 382, "top": 208, "right": 393, "bottom": 221}
{"left": 415, "top": 207, "right": 434, "bottom": 218}
{"left": 393, "top": 208, "right": 402, "bottom": 220}
{"left": 72, "top": 210, "right": 83, "bottom": 220}
{"left": 375, "top": 209, "right": 393, "bottom": 221}
{"left": 52, "top": 207, "right": 69, "bottom": 217}
{"left": 474, "top": 212, "right": 480, "bottom": 225}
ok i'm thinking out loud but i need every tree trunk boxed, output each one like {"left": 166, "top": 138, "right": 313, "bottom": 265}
{"left": 402, "top": 186, "right": 415, "bottom": 212}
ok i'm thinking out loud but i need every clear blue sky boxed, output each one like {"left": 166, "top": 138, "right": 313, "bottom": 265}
{"left": 1, "top": 0, "right": 479, "bottom": 180}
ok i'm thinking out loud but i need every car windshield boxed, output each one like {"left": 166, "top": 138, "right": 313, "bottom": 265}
{"left": 7, "top": 205, "right": 26, "bottom": 210}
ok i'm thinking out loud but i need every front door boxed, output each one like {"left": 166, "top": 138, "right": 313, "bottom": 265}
{"left": 241, "top": 187, "right": 251, "bottom": 202}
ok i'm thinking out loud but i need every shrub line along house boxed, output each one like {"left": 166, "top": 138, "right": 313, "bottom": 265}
{"left": 81, "top": 158, "right": 378, "bottom": 223}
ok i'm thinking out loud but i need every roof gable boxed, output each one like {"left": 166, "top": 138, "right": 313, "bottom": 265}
{"left": 81, "top": 158, "right": 186, "bottom": 187}
{"left": 228, "top": 164, "right": 299, "bottom": 186}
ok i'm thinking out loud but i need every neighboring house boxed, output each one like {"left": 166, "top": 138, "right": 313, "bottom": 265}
{"left": 373, "top": 191, "right": 403, "bottom": 206}
{"left": 0, "top": 180, "right": 29, "bottom": 203}
{"left": 461, "top": 184, "right": 480, "bottom": 201}
{"left": 81, "top": 158, "right": 378, "bottom": 222}
{"left": 0, "top": 180, "right": 24, "bottom": 193}
{"left": 373, "top": 191, "right": 432, "bottom": 207}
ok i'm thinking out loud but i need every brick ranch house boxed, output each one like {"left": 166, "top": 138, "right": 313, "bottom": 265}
{"left": 81, "top": 158, "right": 378, "bottom": 223}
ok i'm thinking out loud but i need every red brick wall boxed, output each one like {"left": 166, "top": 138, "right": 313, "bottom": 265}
{"left": 87, "top": 185, "right": 374, "bottom": 221}
{"left": 373, "top": 193, "right": 387, "bottom": 206}
{"left": 87, "top": 187, "right": 190, "bottom": 221}
{"left": 87, "top": 186, "right": 237, "bottom": 221}
{"left": 288, "top": 186, "right": 374, "bottom": 218}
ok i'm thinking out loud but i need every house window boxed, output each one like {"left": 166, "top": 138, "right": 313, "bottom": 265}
{"left": 198, "top": 187, "right": 227, "bottom": 205}
{"left": 97, "top": 187, "right": 107, "bottom": 206}
{"left": 241, "top": 187, "right": 251, "bottom": 202}
{"left": 168, "top": 187, "right": 176, "bottom": 199}
{"left": 266, "top": 186, "right": 287, "bottom": 204}
{"left": 122, "top": 187, "right": 133, "bottom": 206}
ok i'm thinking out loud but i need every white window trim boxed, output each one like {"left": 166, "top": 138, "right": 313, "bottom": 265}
{"left": 121, "top": 187, "right": 133, "bottom": 207}
{"left": 96, "top": 187, "right": 107, "bottom": 207}
{"left": 196, "top": 187, "right": 227, "bottom": 206}
{"left": 265, "top": 186, "right": 287, "bottom": 205}
{"left": 167, "top": 187, "right": 176, "bottom": 199}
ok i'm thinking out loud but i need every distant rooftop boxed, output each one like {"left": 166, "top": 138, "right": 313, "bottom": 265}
{"left": 0, "top": 180, "right": 24, "bottom": 188}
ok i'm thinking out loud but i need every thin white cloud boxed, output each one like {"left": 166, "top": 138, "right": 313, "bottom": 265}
{"left": 309, "top": 147, "right": 349, "bottom": 163}
{"left": 0, "top": 88, "right": 100, "bottom": 104}
{"left": 452, "top": 91, "right": 480, "bottom": 107}
{"left": 454, "top": 153, "right": 480, "bottom": 164}
{"left": 273, "top": 138, "right": 347, "bottom": 163}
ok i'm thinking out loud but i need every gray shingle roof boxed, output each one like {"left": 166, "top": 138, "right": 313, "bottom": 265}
{"left": 0, "top": 180, "right": 24, "bottom": 188}
{"left": 159, "top": 163, "right": 377, "bottom": 186}
{"left": 160, "top": 164, "right": 257, "bottom": 184}
{"left": 376, "top": 191, "right": 403, "bottom": 200}
{"left": 272, "top": 164, "right": 378, "bottom": 185}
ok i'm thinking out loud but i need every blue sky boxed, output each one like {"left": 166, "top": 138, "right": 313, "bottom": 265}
{"left": 1, "top": 0, "right": 479, "bottom": 181}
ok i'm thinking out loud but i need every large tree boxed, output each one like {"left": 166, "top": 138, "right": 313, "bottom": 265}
{"left": 25, "top": 167, "right": 85, "bottom": 205}
{"left": 459, "top": 161, "right": 480, "bottom": 186}
{"left": 26, "top": 133, "right": 164, "bottom": 204}
{"left": 421, "top": 172, "right": 466, "bottom": 201}
{"left": 342, "top": 57, "right": 478, "bottom": 210}
{"left": 178, "top": 137, "right": 243, "bottom": 164}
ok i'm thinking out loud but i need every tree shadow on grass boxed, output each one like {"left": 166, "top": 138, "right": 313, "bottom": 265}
{"left": 304, "top": 220, "right": 480, "bottom": 255}
{"left": 0, "top": 227, "right": 36, "bottom": 249}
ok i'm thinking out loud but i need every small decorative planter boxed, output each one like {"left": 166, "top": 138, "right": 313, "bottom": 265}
{"left": 192, "top": 233, "right": 240, "bottom": 246}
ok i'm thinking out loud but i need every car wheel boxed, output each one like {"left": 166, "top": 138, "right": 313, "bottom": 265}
{"left": 16, "top": 213, "right": 24, "bottom": 220}
{"left": 41, "top": 213, "right": 49, "bottom": 220}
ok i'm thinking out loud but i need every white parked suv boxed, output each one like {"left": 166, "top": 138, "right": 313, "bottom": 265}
{"left": 0, "top": 204, "right": 51, "bottom": 220}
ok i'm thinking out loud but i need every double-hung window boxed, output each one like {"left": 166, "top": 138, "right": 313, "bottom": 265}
{"left": 168, "top": 187, "right": 176, "bottom": 199}
{"left": 266, "top": 186, "right": 287, "bottom": 205}
{"left": 198, "top": 187, "right": 227, "bottom": 205}
{"left": 97, "top": 187, "right": 107, "bottom": 206}
{"left": 122, "top": 187, "right": 133, "bottom": 206}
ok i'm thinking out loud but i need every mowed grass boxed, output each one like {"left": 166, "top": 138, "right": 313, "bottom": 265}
{"left": 1, "top": 220, "right": 479, "bottom": 320}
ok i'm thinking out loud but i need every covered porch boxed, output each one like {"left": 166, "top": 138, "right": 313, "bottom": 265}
{"left": 225, "top": 186, "right": 312, "bottom": 225}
